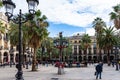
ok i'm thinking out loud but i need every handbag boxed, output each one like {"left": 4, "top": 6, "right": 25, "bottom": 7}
{"left": 94, "top": 72, "right": 97, "bottom": 75}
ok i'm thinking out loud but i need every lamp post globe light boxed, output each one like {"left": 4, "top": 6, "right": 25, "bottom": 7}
{"left": 53, "top": 32, "right": 68, "bottom": 75}
{"left": 2, "top": 0, "right": 39, "bottom": 80}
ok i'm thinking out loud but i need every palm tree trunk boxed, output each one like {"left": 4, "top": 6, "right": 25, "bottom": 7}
{"left": 99, "top": 49, "right": 102, "bottom": 61}
{"left": 107, "top": 49, "right": 110, "bottom": 66}
{"left": 32, "top": 47, "right": 37, "bottom": 71}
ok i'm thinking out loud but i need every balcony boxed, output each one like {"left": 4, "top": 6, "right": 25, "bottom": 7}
{"left": 9, "top": 48, "right": 15, "bottom": 53}
{"left": 4, "top": 47, "right": 9, "bottom": 50}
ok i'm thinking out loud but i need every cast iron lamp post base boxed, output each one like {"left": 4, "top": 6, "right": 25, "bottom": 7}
{"left": 58, "top": 67, "right": 64, "bottom": 75}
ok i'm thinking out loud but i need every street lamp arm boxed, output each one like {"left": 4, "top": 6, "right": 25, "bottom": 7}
{"left": 5, "top": 9, "right": 29, "bottom": 24}
{"left": 10, "top": 11, "right": 28, "bottom": 24}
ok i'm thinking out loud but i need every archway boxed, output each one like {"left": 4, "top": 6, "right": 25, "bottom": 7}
{"left": 103, "top": 56, "right": 107, "bottom": 63}
{"left": 10, "top": 54, "right": 14, "bottom": 62}
{"left": 79, "top": 56, "right": 82, "bottom": 62}
{"left": 83, "top": 56, "right": 87, "bottom": 61}
{"left": 88, "top": 56, "right": 92, "bottom": 61}
{"left": 73, "top": 55, "right": 77, "bottom": 61}
{"left": 3, "top": 52, "right": 8, "bottom": 63}
{"left": 110, "top": 56, "right": 114, "bottom": 61}
{"left": 93, "top": 56, "right": 97, "bottom": 63}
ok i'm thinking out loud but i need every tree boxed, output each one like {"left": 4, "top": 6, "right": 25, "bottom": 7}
{"left": 63, "top": 43, "right": 72, "bottom": 62}
{"left": 41, "top": 37, "right": 53, "bottom": 61}
{"left": 8, "top": 23, "right": 19, "bottom": 52}
{"left": 92, "top": 17, "right": 106, "bottom": 61}
{"left": 9, "top": 21, "right": 29, "bottom": 68}
{"left": 92, "top": 17, "right": 106, "bottom": 43}
{"left": 9, "top": 10, "right": 49, "bottom": 71}
{"left": 109, "top": 4, "right": 120, "bottom": 29}
{"left": 81, "top": 34, "right": 91, "bottom": 49}
{"left": 51, "top": 47, "right": 59, "bottom": 59}
{"left": 26, "top": 10, "right": 49, "bottom": 71}
{"left": 81, "top": 34, "right": 91, "bottom": 61}
{"left": 92, "top": 17, "right": 106, "bottom": 34}
{"left": 99, "top": 26, "right": 117, "bottom": 64}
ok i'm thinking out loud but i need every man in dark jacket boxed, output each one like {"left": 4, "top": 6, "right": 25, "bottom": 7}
{"left": 95, "top": 62, "right": 103, "bottom": 79}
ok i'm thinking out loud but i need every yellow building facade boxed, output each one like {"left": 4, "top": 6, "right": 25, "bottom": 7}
{"left": 0, "top": 12, "right": 23, "bottom": 64}
{"left": 69, "top": 33, "right": 115, "bottom": 63}
{"left": 0, "top": 12, "right": 35, "bottom": 65}
{"left": 0, "top": 12, "right": 11, "bottom": 64}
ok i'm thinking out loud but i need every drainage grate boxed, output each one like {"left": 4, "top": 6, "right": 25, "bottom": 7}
{"left": 51, "top": 78, "right": 59, "bottom": 80}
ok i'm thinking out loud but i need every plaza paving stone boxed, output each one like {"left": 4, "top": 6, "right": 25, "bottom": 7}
{"left": 0, "top": 64, "right": 120, "bottom": 80}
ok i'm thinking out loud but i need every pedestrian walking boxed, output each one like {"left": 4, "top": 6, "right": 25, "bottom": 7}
{"left": 36, "top": 61, "right": 38, "bottom": 69}
{"left": 111, "top": 60, "right": 115, "bottom": 67}
{"left": 95, "top": 62, "right": 103, "bottom": 79}
{"left": 26, "top": 61, "right": 29, "bottom": 69}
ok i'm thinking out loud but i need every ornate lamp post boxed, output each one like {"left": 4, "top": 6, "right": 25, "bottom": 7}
{"left": 53, "top": 32, "right": 68, "bottom": 75}
{"left": 2, "top": 0, "right": 39, "bottom": 80}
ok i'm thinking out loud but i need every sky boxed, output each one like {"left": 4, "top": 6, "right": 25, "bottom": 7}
{"left": 1, "top": 0, "right": 120, "bottom": 37}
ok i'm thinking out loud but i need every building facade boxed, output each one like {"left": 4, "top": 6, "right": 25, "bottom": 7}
{"left": 0, "top": 12, "right": 11, "bottom": 64}
{"left": 0, "top": 12, "right": 31, "bottom": 64}
{"left": 69, "top": 33, "right": 119, "bottom": 63}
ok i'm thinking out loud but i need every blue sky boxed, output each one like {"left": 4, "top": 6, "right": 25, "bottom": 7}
{"left": 48, "top": 22, "right": 86, "bottom": 37}
{"left": 1, "top": 0, "right": 120, "bottom": 37}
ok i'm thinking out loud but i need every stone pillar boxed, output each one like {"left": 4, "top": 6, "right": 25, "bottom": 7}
{"left": 77, "top": 45, "right": 79, "bottom": 61}
{"left": 91, "top": 45, "right": 94, "bottom": 54}
{"left": 72, "top": 46, "right": 74, "bottom": 54}
{"left": 14, "top": 52, "right": 16, "bottom": 64}
{"left": 1, "top": 52, "right": 3, "bottom": 63}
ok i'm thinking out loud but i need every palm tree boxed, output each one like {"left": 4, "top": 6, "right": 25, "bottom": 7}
{"left": 99, "top": 26, "right": 117, "bottom": 65}
{"left": 42, "top": 38, "right": 53, "bottom": 61}
{"left": 8, "top": 23, "right": 19, "bottom": 51}
{"left": 63, "top": 43, "right": 72, "bottom": 62}
{"left": 36, "top": 48, "right": 41, "bottom": 60}
{"left": 109, "top": 4, "right": 120, "bottom": 29}
{"left": 8, "top": 10, "right": 49, "bottom": 71}
{"left": 26, "top": 10, "right": 49, "bottom": 71}
{"left": 92, "top": 17, "right": 106, "bottom": 61}
{"left": 51, "top": 46, "right": 59, "bottom": 61}
{"left": 9, "top": 22, "right": 29, "bottom": 68}
{"left": 92, "top": 17, "right": 106, "bottom": 34}
{"left": 81, "top": 34, "right": 91, "bottom": 61}
{"left": 92, "top": 17, "right": 106, "bottom": 44}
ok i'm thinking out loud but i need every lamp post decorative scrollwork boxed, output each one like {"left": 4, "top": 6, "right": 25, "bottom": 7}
{"left": 2, "top": 0, "right": 39, "bottom": 80}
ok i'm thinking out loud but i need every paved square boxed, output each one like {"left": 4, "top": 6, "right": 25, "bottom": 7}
{"left": 0, "top": 64, "right": 119, "bottom": 80}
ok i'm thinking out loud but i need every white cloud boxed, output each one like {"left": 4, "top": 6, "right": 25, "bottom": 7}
{"left": 86, "top": 28, "right": 95, "bottom": 36}
{"left": 72, "top": 27, "right": 95, "bottom": 36}
{"left": 1, "top": 0, "right": 120, "bottom": 36}
{"left": 2, "top": 0, "right": 119, "bottom": 28}
{"left": 72, "top": 32, "right": 85, "bottom": 36}
{"left": 38, "top": 0, "right": 120, "bottom": 27}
